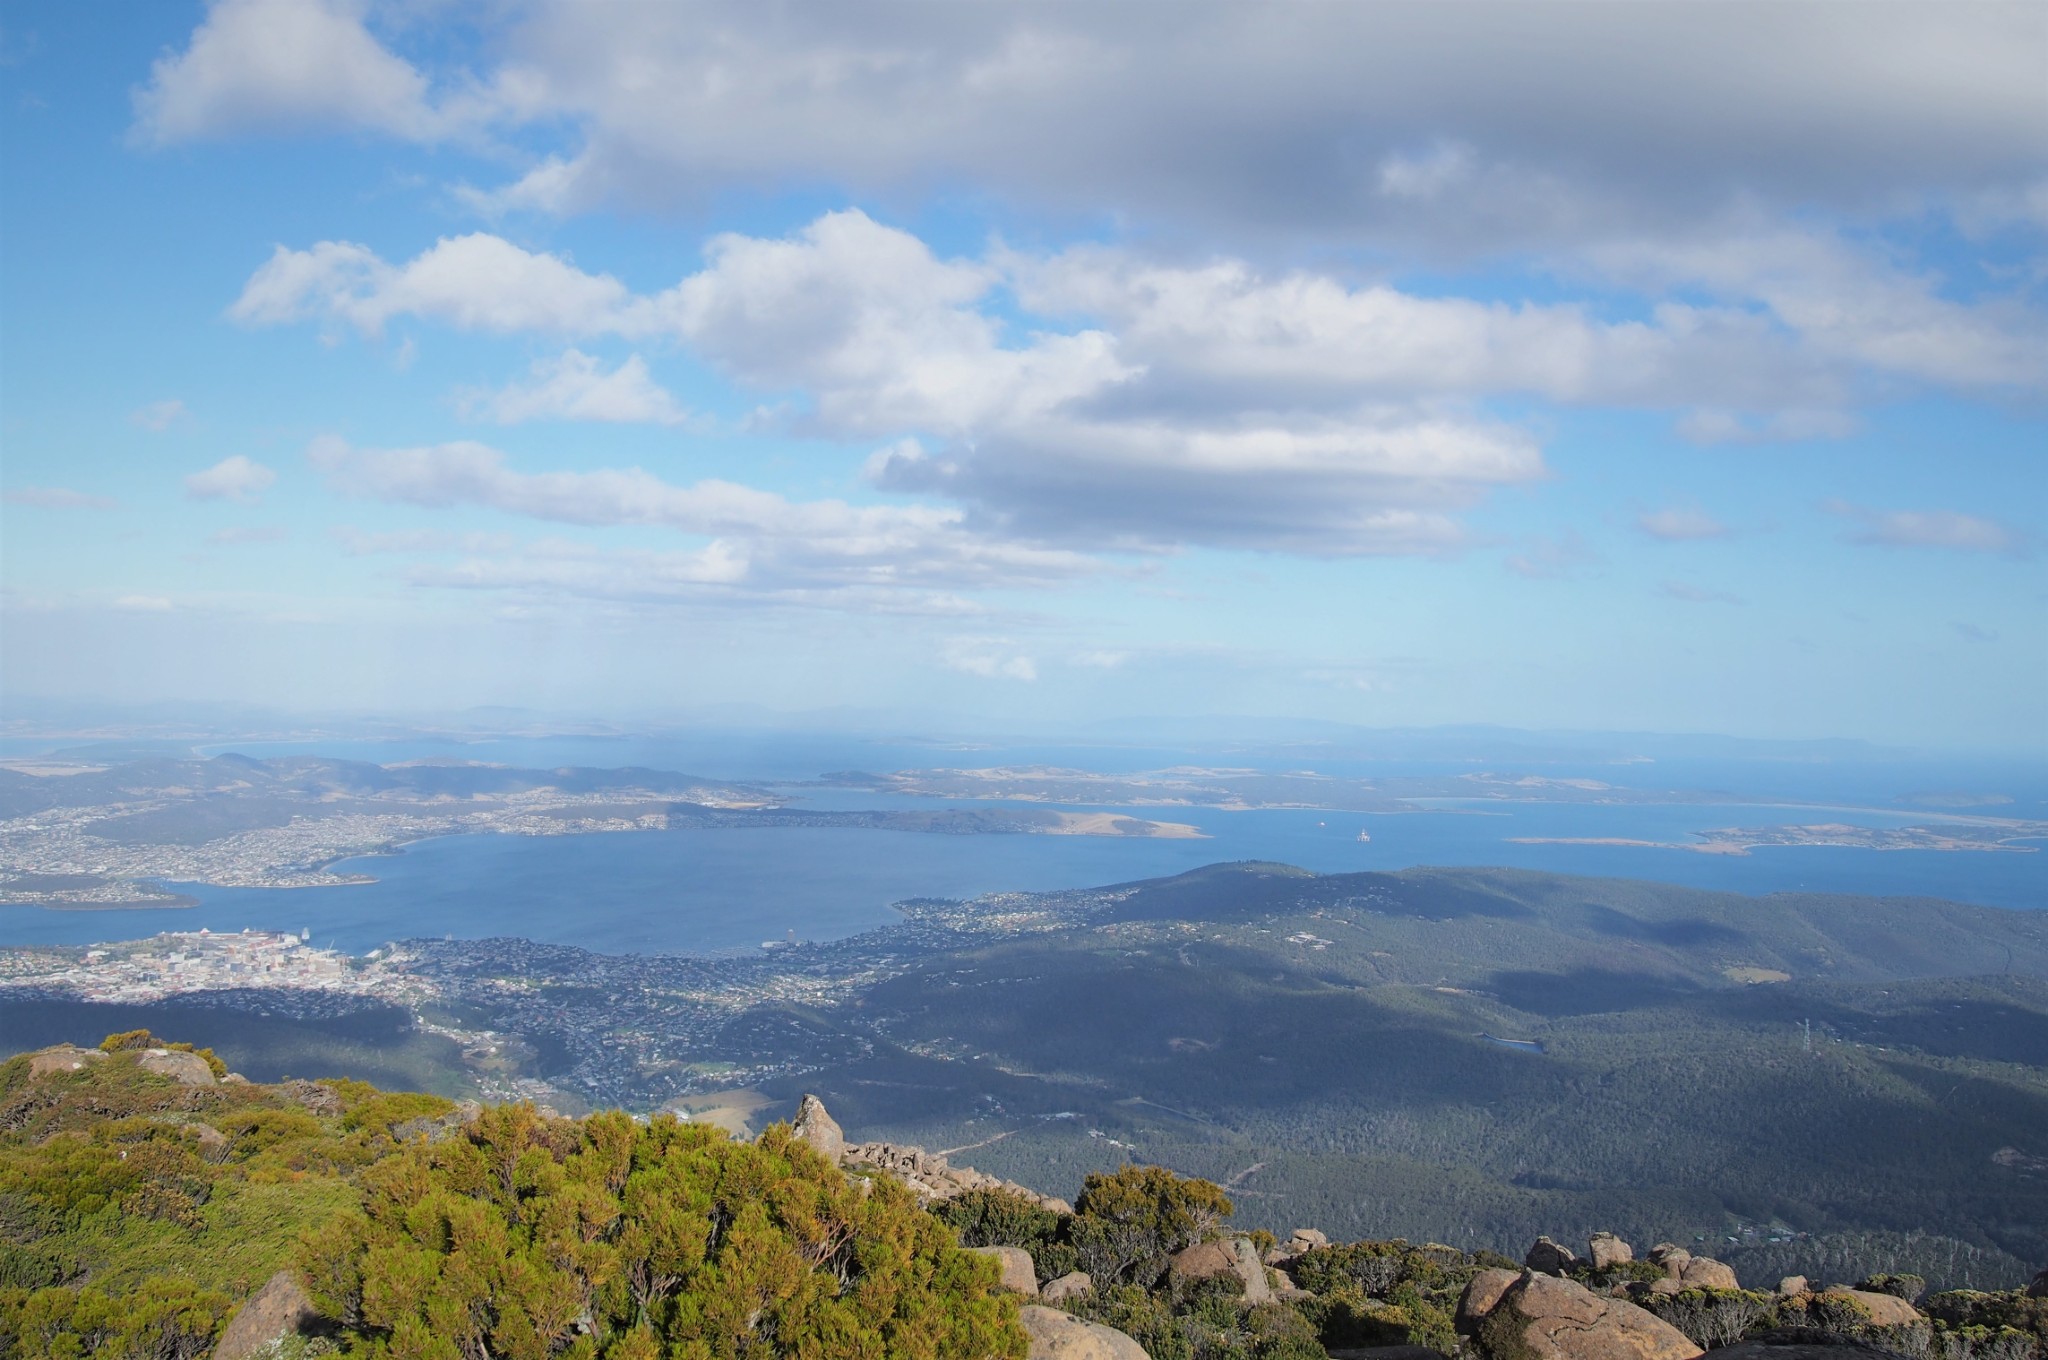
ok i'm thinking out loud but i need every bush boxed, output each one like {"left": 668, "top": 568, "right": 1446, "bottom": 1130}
{"left": 1069, "top": 1164, "right": 1233, "bottom": 1288}
{"left": 301, "top": 1103, "right": 1026, "bottom": 1359}
{"left": 935, "top": 1187, "right": 1081, "bottom": 1280}
{"left": 1636, "top": 1287, "right": 1773, "bottom": 1349}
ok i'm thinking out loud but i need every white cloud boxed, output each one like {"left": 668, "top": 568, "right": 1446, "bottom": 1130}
{"left": 133, "top": 0, "right": 447, "bottom": 145}
{"left": 942, "top": 638, "right": 1037, "bottom": 681}
{"left": 1823, "top": 500, "right": 2030, "bottom": 555}
{"left": 307, "top": 435, "right": 1102, "bottom": 597}
{"left": 3, "top": 487, "right": 118, "bottom": 510}
{"left": 1637, "top": 507, "right": 1729, "bottom": 542}
{"left": 130, "top": 399, "right": 188, "bottom": 431}
{"left": 113, "top": 595, "right": 174, "bottom": 612}
{"left": 460, "top": 350, "right": 690, "bottom": 425}
{"left": 184, "top": 455, "right": 277, "bottom": 502}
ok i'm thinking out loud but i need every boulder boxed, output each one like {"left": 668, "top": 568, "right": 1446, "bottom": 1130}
{"left": 184, "top": 1122, "right": 230, "bottom": 1161}
{"left": 2027, "top": 1269, "right": 2048, "bottom": 1300}
{"left": 1821, "top": 1289, "right": 1923, "bottom": 1328}
{"left": 1169, "top": 1238, "right": 1271, "bottom": 1304}
{"left": 1679, "top": 1258, "right": 1740, "bottom": 1291}
{"left": 967, "top": 1244, "right": 1039, "bottom": 1296}
{"left": 392, "top": 1101, "right": 481, "bottom": 1145}
{"left": 1589, "top": 1233, "right": 1636, "bottom": 1271}
{"left": 1527, "top": 1237, "right": 1580, "bottom": 1276}
{"left": 1042, "top": 1271, "right": 1094, "bottom": 1302}
{"left": 1018, "top": 1304, "right": 1151, "bottom": 1359}
{"left": 26, "top": 1044, "right": 104, "bottom": 1078}
{"left": 1457, "top": 1268, "right": 1525, "bottom": 1334}
{"left": 1647, "top": 1244, "right": 1692, "bottom": 1279}
{"left": 138, "top": 1048, "right": 216, "bottom": 1086}
{"left": 1478, "top": 1271, "right": 1704, "bottom": 1360}
{"left": 1778, "top": 1277, "right": 1812, "bottom": 1297}
{"left": 1290, "top": 1228, "right": 1330, "bottom": 1250}
{"left": 212, "top": 1270, "right": 318, "bottom": 1360}
{"left": 1644, "top": 1279, "right": 1684, "bottom": 1297}
{"left": 792, "top": 1093, "right": 845, "bottom": 1163}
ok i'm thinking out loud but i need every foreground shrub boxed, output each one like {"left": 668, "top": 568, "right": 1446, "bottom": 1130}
{"left": 299, "top": 1103, "right": 1024, "bottom": 1360}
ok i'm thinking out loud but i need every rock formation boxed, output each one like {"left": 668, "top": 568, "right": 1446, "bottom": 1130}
{"left": 1169, "top": 1237, "right": 1273, "bottom": 1304}
{"left": 212, "top": 1271, "right": 319, "bottom": 1360}
{"left": 1677, "top": 1257, "right": 1740, "bottom": 1291}
{"left": 1042, "top": 1271, "right": 1094, "bottom": 1302}
{"left": 1527, "top": 1236, "right": 1580, "bottom": 1275}
{"left": 967, "top": 1244, "right": 1039, "bottom": 1296}
{"left": 1017, "top": 1304, "right": 1151, "bottom": 1359}
{"left": 795, "top": 1096, "right": 1069, "bottom": 1211}
{"left": 1820, "top": 1287, "right": 1924, "bottom": 1328}
{"left": 26, "top": 1044, "right": 104, "bottom": 1078}
{"left": 791, "top": 1092, "right": 845, "bottom": 1162}
{"left": 1588, "top": 1232, "right": 1635, "bottom": 1270}
{"left": 1469, "top": 1271, "right": 1705, "bottom": 1360}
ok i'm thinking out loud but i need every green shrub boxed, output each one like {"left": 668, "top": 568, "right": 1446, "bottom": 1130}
{"left": 1069, "top": 1164, "right": 1233, "bottom": 1288}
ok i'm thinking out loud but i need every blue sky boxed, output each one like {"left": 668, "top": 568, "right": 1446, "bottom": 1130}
{"left": 1, "top": 1, "right": 2042, "bottom": 749}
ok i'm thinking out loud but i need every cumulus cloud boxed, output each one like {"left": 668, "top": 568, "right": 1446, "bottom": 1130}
{"left": 133, "top": 0, "right": 450, "bottom": 145}
{"left": 4, "top": 487, "right": 118, "bottom": 510}
{"left": 459, "top": 350, "right": 690, "bottom": 425}
{"left": 306, "top": 435, "right": 1101, "bottom": 598}
{"left": 236, "top": 210, "right": 2043, "bottom": 557}
{"left": 1637, "top": 507, "right": 1729, "bottom": 541}
{"left": 130, "top": 399, "right": 188, "bottom": 431}
{"left": 1823, "top": 499, "right": 2029, "bottom": 555}
{"left": 184, "top": 455, "right": 276, "bottom": 502}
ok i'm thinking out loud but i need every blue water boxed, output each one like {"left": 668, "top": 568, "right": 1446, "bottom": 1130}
{"left": 3, "top": 795, "right": 2040, "bottom": 956}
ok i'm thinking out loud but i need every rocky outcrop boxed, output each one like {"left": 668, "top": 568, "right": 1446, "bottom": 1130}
{"left": 791, "top": 1093, "right": 845, "bottom": 1163}
{"left": 1266, "top": 1227, "right": 1331, "bottom": 1266}
{"left": 967, "top": 1244, "right": 1039, "bottom": 1295}
{"left": 2026, "top": 1269, "right": 2048, "bottom": 1299}
{"left": 26, "top": 1044, "right": 105, "bottom": 1078}
{"left": 1459, "top": 1269, "right": 1525, "bottom": 1333}
{"left": 785, "top": 1098, "right": 1071, "bottom": 1212}
{"left": 1527, "top": 1237, "right": 1580, "bottom": 1276}
{"left": 1169, "top": 1237, "right": 1272, "bottom": 1304}
{"left": 1042, "top": 1271, "right": 1094, "bottom": 1302}
{"left": 1679, "top": 1258, "right": 1741, "bottom": 1291}
{"left": 1588, "top": 1233, "right": 1635, "bottom": 1270}
{"left": 1471, "top": 1271, "right": 1704, "bottom": 1360}
{"left": 1647, "top": 1245, "right": 1691, "bottom": 1279}
{"left": 1018, "top": 1304, "right": 1150, "bottom": 1359}
{"left": 138, "top": 1048, "right": 216, "bottom": 1086}
{"left": 1777, "top": 1277, "right": 1811, "bottom": 1297}
{"left": 1820, "top": 1288, "right": 1923, "bottom": 1328}
{"left": 212, "top": 1270, "right": 318, "bottom": 1360}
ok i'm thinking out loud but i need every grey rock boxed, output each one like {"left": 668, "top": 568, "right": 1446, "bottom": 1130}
{"left": 1589, "top": 1232, "right": 1636, "bottom": 1270}
{"left": 138, "top": 1048, "right": 216, "bottom": 1086}
{"left": 1042, "top": 1271, "right": 1095, "bottom": 1302}
{"left": 1478, "top": 1271, "right": 1704, "bottom": 1360}
{"left": 1528, "top": 1236, "right": 1580, "bottom": 1276}
{"left": 792, "top": 1093, "right": 845, "bottom": 1163}
{"left": 967, "top": 1244, "right": 1039, "bottom": 1295}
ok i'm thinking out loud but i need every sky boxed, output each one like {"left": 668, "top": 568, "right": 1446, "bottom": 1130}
{"left": 1, "top": 0, "right": 2043, "bottom": 750}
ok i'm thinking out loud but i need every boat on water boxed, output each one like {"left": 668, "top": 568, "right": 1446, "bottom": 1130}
{"left": 1356, "top": 829, "right": 1371, "bottom": 843}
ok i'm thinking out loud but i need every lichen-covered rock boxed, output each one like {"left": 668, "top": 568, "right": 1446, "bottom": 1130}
{"left": 967, "top": 1244, "right": 1039, "bottom": 1295}
{"left": 138, "top": 1047, "right": 215, "bottom": 1086}
{"left": 791, "top": 1093, "right": 845, "bottom": 1163}
{"left": 1777, "top": 1276, "right": 1811, "bottom": 1297}
{"left": 1018, "top": 1304, "right": 1150, "bottom": 1359}
{"left": 1527, "top": 1237, "right": 1579, "bottom": 1276}
{"left": 279, "top": 1079, "right": 341, "bottom": 1116}
{"left": 1290, "top": 1228, "right": 1330, "bottom": 1250}
{"left": 212, "top": 1270, "right": 318, "bottom": 1360}
{"left": 26, "top": 1044, "right": 104, "bottom": 1078}
{"left": 840, "top": 1136, "right": 1069, "bottom": 1211}
{"left": 1821, "top": 1288, "right": 1924, "bottom": 1327}
{"left": 1589, "top": 1233, "right": 1636, "bottom": 1270}
{"left": 1042, "top": 1271, "right": 1094, "bottom": 1302}
{"left": 1457, "top": 1268, "right": 1525, "bottom": 1333}
{"left": 1678, "top": 1257, "right": 1739, "bottom": 1291}
{"left": 1478, "top": 1271, "right": 1704, "bottom": 1360}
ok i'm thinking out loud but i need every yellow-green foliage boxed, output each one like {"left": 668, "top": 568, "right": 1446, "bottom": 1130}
{"left": 301, "top": 1102, "right": 1025, "bottom": 1360}
{"left": 1068, "top": 1162, "right": 1234, "bottom": 1287}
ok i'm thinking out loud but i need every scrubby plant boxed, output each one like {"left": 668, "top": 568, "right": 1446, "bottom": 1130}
{"left": 1068, "top": 1162, "right": 1233, "bottom": 1288}
{"left": 934, "top": 1186, "right": 1082, "bottom": 1280}
{"left": 299, "top": 1102, "right": 1025, "bottom": 1359}
{"left": 1635, "top": 1286, "right": 1774, "bottom": 1349}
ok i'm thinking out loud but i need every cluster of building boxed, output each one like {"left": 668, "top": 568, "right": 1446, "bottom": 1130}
{"left": 0, "top": 927, "right": 407, "bottom": 1004}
